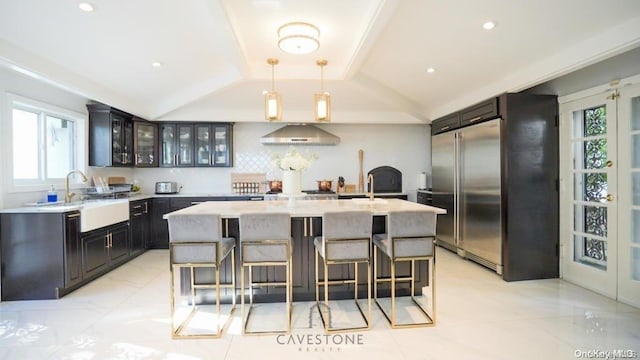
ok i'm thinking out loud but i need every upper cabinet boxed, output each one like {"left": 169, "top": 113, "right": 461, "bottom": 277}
{"left": 87, "top": 103, "right": 134, "bottom": 167}
{"left": 194, "top": 123, "right": 232, "bottom": 167}
{"left": 161, "top": 122, "right": 233, "bottom": 168}
{"left": 431, "top": 97, "right": 500, "bottom": 135}
{"left": 87, "top": 102, "right": 233, "bottom": 168}
{"left": 133, "top": 118, "right": 158, "bottom": 167}
{"left": 460, "top": 97, "right": 499, "bottom": 126}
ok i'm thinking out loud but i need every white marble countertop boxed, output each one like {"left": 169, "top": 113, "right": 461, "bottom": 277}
{"left": 164, "top": 198, "right": 446, "bottom": 219}
{"left": 0, "top": 198, "right": 130, "bottom": 214}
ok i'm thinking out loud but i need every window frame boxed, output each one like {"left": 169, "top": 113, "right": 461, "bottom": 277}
{"left": 4, "top": 93, "right": 86, "bottom": 193}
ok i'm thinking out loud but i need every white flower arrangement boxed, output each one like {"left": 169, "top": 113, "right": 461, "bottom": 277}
{"left": 271, "top": 146, "right": 318, "bottom": 171}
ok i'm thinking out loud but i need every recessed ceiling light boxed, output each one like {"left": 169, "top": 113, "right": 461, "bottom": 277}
{"left": 78, "top": 2, "right": 94, "bottom": 12}
{"left": 483, "top": 21, "right": 496, "bottom": 30}
{"left": 151, "top": 62, "right": 163, "bottom": 68}
{"left": 426, "top": 67, "right": 436, "bottom": 73}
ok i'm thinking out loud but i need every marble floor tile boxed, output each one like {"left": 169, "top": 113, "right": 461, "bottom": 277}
{"left": 0, "top": 247, "right": 638, "bottom": 359}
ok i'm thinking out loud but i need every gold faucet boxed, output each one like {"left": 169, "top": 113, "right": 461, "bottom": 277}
{"left": 65, "top": 170, "right": 88, "bottom": 203}
{"left": 367, "top": 174, "right": 374, "bottom": 201}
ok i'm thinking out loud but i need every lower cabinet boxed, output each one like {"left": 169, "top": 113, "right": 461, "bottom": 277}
{"left": 130, "top": 199, "right": 151, "bottom": 255}
{"left": 64, "top": 212, "right": 83, "bottom": 288}
{"left": 81, "top": 222, "right": 130, "bottom": 280}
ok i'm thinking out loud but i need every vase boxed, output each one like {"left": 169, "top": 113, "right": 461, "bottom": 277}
{"left": 282, "top": 170, "right": 302, "bottom": 194}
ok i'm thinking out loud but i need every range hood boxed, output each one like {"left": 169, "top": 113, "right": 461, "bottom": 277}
{"left": 260, "top": 124, "right": 340, "bottom": 145}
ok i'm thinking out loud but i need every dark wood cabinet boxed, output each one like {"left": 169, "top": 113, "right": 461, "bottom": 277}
{"left": 431, "top": 113, "right": 461, "bottom": 135}
{"left": 416, "top": 190, "right": 432, "bottom": 205}
{"left": 87, "top": 103, "right": 134, "bottom": 167}
{"left": 159, "top": 123, "right": 194, "bottom": 167}
{"left": 64, "top": 212, "right": 83, "bottom": 288}
{"left": 194, "top": 123, "right": 233, "bottom": 167}
{"left": 1, "top": 211, "right": 85, "bottom": 300}
{"left": 431, "top": 97, "right": 500, "bottom": 135}
{"left": 133, "top": 120, "right": 158, "bottom": 167}
{"left": 81, "top": 222, "right": 130, "bottom": 279}
{"left": 160, "top": 122, "right": 233, "bottom": 168}
{"left": 130, "top": 199, "right": 150, "bottom": 255}
{"left": 150, "top": 198, "right": 171, "bottom": 249}
{"left": 460, "top": 97, "right": 499, "bottom": 126}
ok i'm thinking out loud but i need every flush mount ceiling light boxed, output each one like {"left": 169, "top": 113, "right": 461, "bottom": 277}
{"left": 151, "top": 61, "right": 163, "bottom": 68}
{"left": 264, "top": 58, "right": 282, "bottom": 122}
{"left": 278, "top": 22, "right": 320, "bottom": 54}
{"left": 483, "top": 21, "right": 496, "bottom": 30}
{"left": 314, "top": 59, "right": 330, "bottom": 122}
{"left": 78, "top": 2, "right": 94, "bottom": 12}
{"left": 426, "top": 67, "right": 436, "bottom": 73}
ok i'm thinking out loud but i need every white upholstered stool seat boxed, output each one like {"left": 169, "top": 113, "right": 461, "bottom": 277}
{"left": 373, "top": 210, "right": 437, "bottom": 328}
{"left": 314, "top": 210, "right": 372, "bottom": 333}
{"left": 167, "top": 213, "right": 236, "bottom": 339}
{"left": 239, "top": 212, "right": 292, "bottom": 335}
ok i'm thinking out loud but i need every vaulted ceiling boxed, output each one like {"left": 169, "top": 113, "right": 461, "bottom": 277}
{"left": 1, "top": 0, "right": 639, "bottom": 124}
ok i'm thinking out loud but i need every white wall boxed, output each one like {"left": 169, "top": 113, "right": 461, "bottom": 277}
{"left": 0, "top": 66, "right": 432, "bottom": 208}
{"left": 132, "top": 122, "right": 431, "bottom": 201}
{"left": 0, "top": 67, "right": 129, "bottom": 209}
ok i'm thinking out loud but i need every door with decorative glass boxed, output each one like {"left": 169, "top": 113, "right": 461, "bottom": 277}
{"left": 560, "top": 92, "right": 617, "bottom": 298}
{"left": 618, "top": 83, "right": 640, "bottom": 307}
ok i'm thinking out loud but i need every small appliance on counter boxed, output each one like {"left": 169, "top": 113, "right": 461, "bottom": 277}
{"left": 155, "top": 181, "right": 180, "bottom": 194}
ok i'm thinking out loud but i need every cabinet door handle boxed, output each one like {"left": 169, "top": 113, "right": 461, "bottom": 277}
{"left": 144, "top": 202, "right": 148, "bottom": 214}
{"left": 133, "top": 212, "right": 143, "bottom": 217}
{"left": 132, "top": 205, "right": 142, "bottom": 209}
{"left": 468, "top": 116, "right": 482, "bottom": 123}
{"left": 67, "top": 213, "right": 80, "bottom": 218}
{"left": 309, "top": 217, "right": 313, "bottom": 237}
{"left": 303, "top": 217, "right": 308, "bottom": 237}
{"left": 441, "top": 126, "right": 450, "bottom": 131}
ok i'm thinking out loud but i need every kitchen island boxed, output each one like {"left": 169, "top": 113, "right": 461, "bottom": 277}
{"left": 164, "top": 198, "right": 445, "bottom": 302}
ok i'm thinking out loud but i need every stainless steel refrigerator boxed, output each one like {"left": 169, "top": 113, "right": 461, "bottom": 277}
{"left": 432, "top": 118, "right": 503, "bottom": 274}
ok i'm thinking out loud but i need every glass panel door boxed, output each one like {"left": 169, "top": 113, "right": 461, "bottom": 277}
{"left": 618, "top": 83, "right": 640, "bottom": 307}
{"left": 160, "top": 124, "right": 175, "bottom": 167}
{"left": 561, "top": 92, "right": 617, "bottom": 298}
{"left": 213, "top": 125, "right": 228, "bottom": 166}
{"left": 111, "top": 114, "right": 124, "bottom": 165}
{"left": 123, "top": 118, "right": 133, "bottom": 165}
{"left": 134, "top": 122, "right": 157, "bottom": 166}
{"left": 177, "top": 124, "right": 193, "bottom": 167}
{"left": 195, "top": 125, "right": 211, "bottom": 166}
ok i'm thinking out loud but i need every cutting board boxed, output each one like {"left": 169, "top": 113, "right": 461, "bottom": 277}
{"left": 358, "top": 149, "right": 364, "bottom": 192}
{"left": 107, "top": 176, "right": 126, "bottom": 185}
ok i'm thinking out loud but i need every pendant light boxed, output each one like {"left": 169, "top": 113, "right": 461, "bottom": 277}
{"left": 264, "top": 58, "right": 282, "bottom": 122}
{"left": 314, "top": 59, "right": 330, "bottom": 122}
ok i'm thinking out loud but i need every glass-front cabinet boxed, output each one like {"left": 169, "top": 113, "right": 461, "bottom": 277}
{"left": 133, "top": 120, "right": 158, "bottom": 167}
{"left": 160, "top": 123, "right": 194, "bottom": 167}
{"left": 87, "top": 103, "right": 134, "bottom": 167}
{"left": 161, "top": 122, "right": 232, "bottom": 168}
{"left": 195, "top": 124, "right": 232, "bottom": 167}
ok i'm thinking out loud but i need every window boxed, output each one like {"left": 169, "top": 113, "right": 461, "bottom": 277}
{"left": 7, "top": 94, "right": 85, "bottom": 190}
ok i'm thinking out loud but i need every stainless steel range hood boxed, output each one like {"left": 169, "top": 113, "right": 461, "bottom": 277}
{"left": 260, "top": 124, "right": 340, "bottom": 145}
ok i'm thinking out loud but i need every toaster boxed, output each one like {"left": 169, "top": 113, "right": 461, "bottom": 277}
{"left": 155, "top": 181, "right": 180, "bottom": 194}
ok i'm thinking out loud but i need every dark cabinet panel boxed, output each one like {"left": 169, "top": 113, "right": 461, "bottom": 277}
{"left": 431, "top": 113, "right": 460, "bottom": 135}
{"left": 82, "top": 231, "right": 109, "bottom": 278}
{"left": 151, "top": 198, "right": 171, "bottom": 249}
{"left": 81, "top": 222, "right": 130, "bottom": 280}
{"left": 130, "top": 200, "right": 150, "bottom": 255}
{"left": 109, "top": 224, "right": 130, "bottom": 265}
{"left": 87, "top": 103, "right": 134, "bottom": 167}
{"left": 133, "top": 120, "right": 158, "bottom": 167}
{"left": 416, "top": 191, "right": 432, "bottom": 205}
{"left": 160, "top": 122, "right": 233, "bottom": 168}
{"left": 460, "top": 97, "right": 499, "bottom": 126}
{"left": 64, "top": 212, "right": 83, "bottom": 288}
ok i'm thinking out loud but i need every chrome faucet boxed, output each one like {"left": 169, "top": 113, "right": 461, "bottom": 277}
{"left": 65, "top": 170, "right": 88, "bottom": 203}
{"left": 367, "top": 174, "right": 374, "bottom": 201}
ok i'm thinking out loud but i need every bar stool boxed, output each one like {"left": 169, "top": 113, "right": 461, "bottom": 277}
{"left": 373, "top": 210, "right": 437, "bottom": 328}
{"left": 239, "top": 212, "right": 292, "bottom": 335}
{"left": 167, "top": 213, "right": 236, "bottom": 339}
{"left": 314, "top": 210, "right": 372, "bottom": 333}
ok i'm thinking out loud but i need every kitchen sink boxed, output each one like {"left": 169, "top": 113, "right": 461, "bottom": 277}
{"left": 28, "top": 199, "right": 130, "bottom": 232}
{"left": 79, "top": 199, "right": 129, "bottom": 232}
